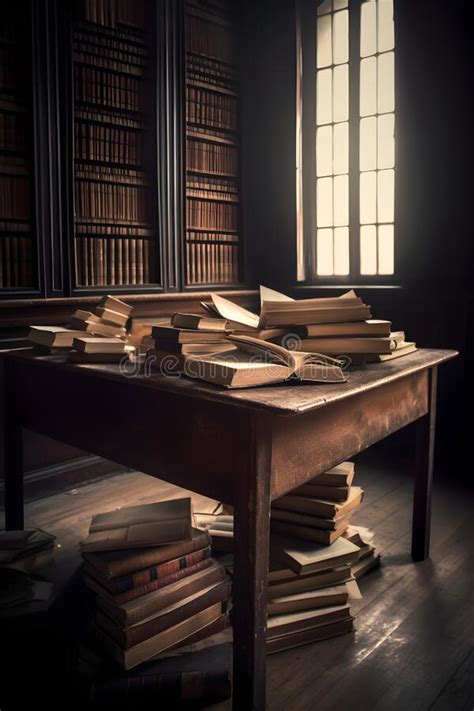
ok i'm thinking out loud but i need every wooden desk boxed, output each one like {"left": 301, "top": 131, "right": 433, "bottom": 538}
{"left": 2, "top": 348, "right": 457, "bottom": 710}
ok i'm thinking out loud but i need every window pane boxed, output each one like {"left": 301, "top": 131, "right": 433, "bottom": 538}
{"left": 317, "top": 68, "right": 333, "bottom": 125}
{"left": 378, "top": 224, "right": 394, "bottom": 274}
{"left": 377, "top": 113, "right": 395, "bottom": 169}
{"left": 360, "top": 56, "right": 377, "bottom": 116}
{"left": 378, "top": 0, "right": 395, "bottom": 53}
{"left": 333, "top": 64, "right": 349, "bottom": 122}
{"left": 360, "top": 116, "right": 377, "bottom": 171}
{"left": 317, "top": 14, "right": 332, "bottom": 68}
{"left": 333, "top": 122, "right": 349, "bottom": 174}
{"left": 333, "top": 10, "right": 349, "bottom": 65}
{"left": 334, "top": 174, "right": 349, "bottom": 226}
{"left": 360, "top": 1, "right": 377, "bottom": 58}
{"left": 317, "top": 177, "right": 333, "bottom": 227}
{"left": 377, "top": 169, "right": 394, "bottom": 222}
{"left": 360, "top": 170, "right": 377, "bottom": 224}
{"left": 317, "top": 0, "right": 332, "bottom": 16}
{"left": 360, "top": 225, "right": 377, "bottom": 274}
{"left": 378, "top": 51, "right": 395, "bottom": 113}
{"left": 316, "top": 125, "right": 333, "bottom": 177}
{"left": 334, "top": 227, "right": 349, "bottom": 275}
{"left": 317, "top": 228, "right": 334, "bottom": 275}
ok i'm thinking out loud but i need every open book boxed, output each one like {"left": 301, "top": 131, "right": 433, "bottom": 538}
{"left": 184, "top": 334, "right": 346, "bottom": 389}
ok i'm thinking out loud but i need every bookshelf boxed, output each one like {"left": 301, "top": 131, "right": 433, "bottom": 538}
{"left": 71, "top": 0, "right": 159, "bottom": 289}
{"left": 184, "top": 0, "right": 243, "bottom": 287}
{"left": 0, "top": 2, "right": 36, "bottom": 291}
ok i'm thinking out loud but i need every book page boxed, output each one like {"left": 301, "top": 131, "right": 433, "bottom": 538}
{"left": 259, "top": 285, "right": 294, "bottom": 306}
{"left": 226, "top": 334, "right": 294, "bottom": 367}
{"left": 210, "top": 294, "right": 259, "bottom": 329}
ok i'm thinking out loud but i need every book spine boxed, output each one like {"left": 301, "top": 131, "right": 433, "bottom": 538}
{"left": 103, "top": 547, "right": 211, "bottom": 595}
{"left": 270, "top": 521, "right": 333, "bottom": 545}
{"left": 99, "top": 578, "right": 231, "bottom": 649}
{"left": 109, "top": 557, "right": 214, "bottom": 605}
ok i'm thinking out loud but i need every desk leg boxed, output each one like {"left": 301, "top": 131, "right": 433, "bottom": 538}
{"left": 232, "top": 416, "right": 272, "bottom": 711}
{"left": 412, "top": 366, "right": 438, "bottom": 561}
{"left": 3, "top": 368, "right": 24, "bottom": 530}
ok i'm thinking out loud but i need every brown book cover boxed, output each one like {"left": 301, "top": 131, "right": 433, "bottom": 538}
{"left": 97, "top": 579, "right": 231, "bottom": 649}
{"left": 270, "top": 519, "right": 349, "bottom": 546}
{"left": 84, "top": 528, "right": 211, "bottom": 579}
{"left": 96, "top": 560, "right": 226, "bottom": 628}
{"left": 271, "top": 535, "right": 361, "bottom": 576}
{"left": 292, "top": 483, "right": 350, "bottom": 502}
{"left": 272, "top": 486, "right": 364, "bottom": 520}
{"left": 267, "top": 583, "right": 349, "bottom": 616}
{"left": 313, "top": 462, "right": 355, "bottom": 487}
{"left": 266, "top": 617, "right": 354, "bottom": 654}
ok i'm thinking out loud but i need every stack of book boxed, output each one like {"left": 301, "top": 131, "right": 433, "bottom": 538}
{"left": 69, "top": 295, "right": 132, "bottom": 340}
{"left": 271, "top": 462, "right": 364, "bottom": 545}
{"left": 146, "top": 313, "right": 233, "bottom": 371}
{"left": 28, "top": 325, "right": 86, "bottom": 354}
{"left": 81, "top": 498, "right": 231, "bottom": 670}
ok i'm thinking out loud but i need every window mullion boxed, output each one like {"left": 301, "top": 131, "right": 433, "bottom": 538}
{"left": 349, "top": 0, "right": 362, "bottom": 280}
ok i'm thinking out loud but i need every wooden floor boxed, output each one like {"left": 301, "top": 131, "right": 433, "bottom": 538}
{"left": 2, "top": 449, "right": 474, "bottom": 711}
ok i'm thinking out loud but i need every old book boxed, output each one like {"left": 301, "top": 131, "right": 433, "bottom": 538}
{"left": 95, "top": 602, "right": 223, "bottom": 670}
{"left": 96, "top": 306, "right": 130, "bottom": 327}
{"left": 302, "top": 320, "right": 391, "bottom": 338}
{"left": 267, "top": 617, "right": 354, "bottom": 654}
{"left": 85, "top": 546, "right": 211, "bottom": 596}
{"left": 352, "top": 550, "right": 381, "bottom": 579}
{"left": 72, "top": 338, "right": 130, "bottom": 355}
{"left": 292, "top": 483, "right": 351, "bottom": 502}
{"left": 81, "top": 498, "right": 192, "bottom": 553}
{"left": 152, "top": 325, "right": 227, "bottom": 344}
{"left": 268, "top": 566, "right": 353, "bottom": 598}
{"left": 267, "top": 583, "right": 349, "bottom": 615}
{"left": 83, "top": 643, "right": 232, "bottom": 705}
{"left": 28, "top": 326, "right": 84, "bottom": 348}
{"left": 271, "top": 508, "right": 346, "bottom": 531}
{"left": 272, "top": 486, "right": 364, "bottom": 520}
{"left": 271, "top": 535, "right": 361, "bottom": 576}
{"left": 185, "top": 335, "right": 345, "bottom": 389}
{"left": 85, "top": 558, "right": 214, "bottom": 606}
{"left": 149, "top": 341, "right": 234, "bottom": 355}
{"left": 70, "top": 309, "right": 100, "bottom": 324}
{"left": 205, "top": 293, "right": 260, "bottom": 329}
{"left": 351, "top": 342, "right": 418, "bottom": 364}
{"left": 97, "top": 579, "right": 231, "bottom": 649}
{"left": 167, "top": 613, "right": 229, "bottom": 652}
{"left": 95, "top": 560, "right": 226, "bottom": 627}
{"left": 70, "top": 350, "right": 134, "bottom": 363}
{"left": 267, "top": 603, "right": 352, "bottom": 638}
{"left": 295, "top": 334, "right": 404, "bottom": 356}
{"left": 84, "top": 528, "right": 211, "bottom": 579}
{"left": 73, "top": 320, "right": 127, "bottom": 339}
{"left": 313, "top": 461, "right": 355, "bottom": 487}
{"left": 270, "top": 519, "right": 349, "bottom": 545}
{"left": 98, "top": 295, "right": 132, "bottom": 318}
{"left": 259, "top": 290, "right": 371, "bottom": 328}
{"left": 171, "top": 313, "right": 228, "bottom": 331}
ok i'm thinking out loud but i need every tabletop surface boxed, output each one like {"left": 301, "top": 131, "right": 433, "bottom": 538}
{"left": 5, "top": 348, "right": 457, "bottom": 417}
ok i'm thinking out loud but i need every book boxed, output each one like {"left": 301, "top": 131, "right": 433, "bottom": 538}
{"left": 0, "top": 529, "right": 55, "bottom": 564}
{"left": 73, "top": 320, "right": 127, "bottom": 339}
{"left": 271, "top": 535, "right": 361, "bottom": 576}
{"left": 268, "top": 566, "right": 353, "bottom": 598}
{"left": 70, "top": 350, "right": 134, "bottom": 363}
{"left": 259, "top": 290, "right": 372, "bottom": 328}
{"left": 270, "top": 519, "right": 349, "bottom": 545}
{"left": 96, "top": 306, "right": 130, "bottom": 327}
{"left": 72, "top": 337, "right": 131, "bottom": 355}
{"left": 292, "top": 483, "right": 351, "bottom": 502}
{"left": 185, "top": 335, "right": 345, "bottom": 388}
{"left": 302, "top": 320, "right": 392, "bottom": 338}
{"left": 267, "top": 617, "right": 354, "bottom": 654}
{"left": 80, "top": 499, "right": 192, "bottom": 553}
{"left": 272, "top": 486, "right": 364, "bottom": 520}
{"left": 95, "top": 560, "right": 226, "bottom": 627}
{"left": 95, "top": 602, "right": 224, "bottom": 669}
{"left": 267, "top": 603, "right": 352, "bottom": 638}
{"left": 70, "top": 309, "right": 101, "bottom": 324}
{"left": 313, "top": 461, "right": 355, "bottom": 487}
{"left": 82, "top": 643, "right": 232, "bottom": 705}
{"left": 85, "top": 558, "right": 214, "bottom": 606}
{"left": 352, "top": 550, "right": 381, "bottom": 579}
{"left": 85, "top": 546, "right": 212, "bottom": 596}
{"left": 149, "top": 341, "right": 234, "bottom": 355}
{"left": 267, "top": 583, "right": 349, "bottom": 615}
{"left": 350, "top": 342, "right": 418, "bottom": 364}
{"left": 84, "top": 528, "right": 211, "bottom": 579}
{"left": 97, "top": 579, "right": 231, "bottom": 649}
{"left": 270, "top": 508, "right": 346, "bottom": 531}
{"left": 98, "top": 295, "right": 133, "bottom": 318}
{"left": 294, "top": 333, "right": 405, "bottom": 356}
{"left": 152, "top": 325, "right": 228, "bottom": 344}
{"left": 171, "top": 313, "right": 228, "bottom": 331}
{"left": 28, "top": 326, "right": 84, "bottom": 348}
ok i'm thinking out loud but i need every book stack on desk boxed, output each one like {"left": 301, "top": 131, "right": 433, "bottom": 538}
{"left": 271, "top": 462, "right": 364, "bottom": 545}
{"left": 69, "top": 295, "right": 132, "bottom": 341}
{"left": 81, "top": 498, "right": 231, "bottom": 670}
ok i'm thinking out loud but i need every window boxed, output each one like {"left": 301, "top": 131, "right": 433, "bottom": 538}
{"left": 300, "top": 0, "right": 395, "bottom": 280}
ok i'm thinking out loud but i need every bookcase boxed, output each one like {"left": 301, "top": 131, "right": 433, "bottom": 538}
{"left": 184, "top": 0, "right": 243, "bottom": 287}
{"left": 0, "top": 1, "right": 36, "bottom": 291}
{"left": 71, "top": 0, "right": 159, "bottom": 288}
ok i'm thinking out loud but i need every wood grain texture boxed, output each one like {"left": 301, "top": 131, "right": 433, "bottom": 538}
{"left": 270, "top": 370, "right": 429, "bottom": 499}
